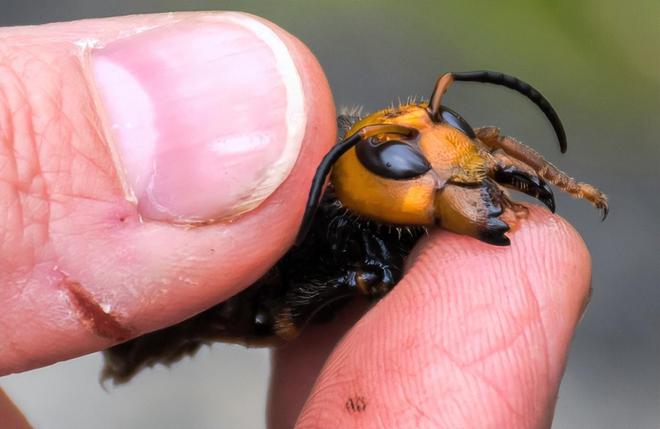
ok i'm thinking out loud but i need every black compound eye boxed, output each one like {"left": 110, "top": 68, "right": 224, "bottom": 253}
{"left": 440, "top": 107, "right": 476, "bottom": 139}
{"left": 356, "top": 139, "right": 431, "bottom": 180}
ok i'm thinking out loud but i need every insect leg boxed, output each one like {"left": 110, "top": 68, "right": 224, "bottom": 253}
{"left": 272, "top": 273, "right": 366, "bottom": 341}
{"left": 488, "top": 149, "right": 556, "bottom": 212}
{"left": 275, "top": 227, "right": 411, "bottom": 340}
{"left": 477, "top": 126, "right": 608, "bottom": 219}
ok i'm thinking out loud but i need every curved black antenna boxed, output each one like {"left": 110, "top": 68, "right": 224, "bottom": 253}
{"left": 295, "top": 124, "right": 417, "bottom": 245}
{"left": 295, "top": 133, "right": 362, "bottom": 245}
{"left": 451, "top": 71, "right": 567, "bottom": 153}
{"left": 429, "top": 71, "right": 567, "bottom": 153}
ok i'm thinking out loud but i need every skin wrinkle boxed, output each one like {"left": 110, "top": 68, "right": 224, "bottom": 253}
{"left": 471, "top": 366, "right": 527, "bottom": 423}
{"left": 0, "top": 34, "right": 112, "bottom": 357}
{"left": 416, "top": 261, "right": 526, "bottom": 426}
{"left": 527, "top": 220, "right": 571, "bottom": 379}
{"left": 520, "top": 271, "right": 552, "bottom": 391}
{"left": 0, "top": 44, "right": 43, "bottom": 277}
{"left": 446, "top": 274, "right": 533, "bottom": 382}
{"left": 21, "top": 113, "right": 50, "bottom": 262}
{"left": 401, "top": 394, "right": 443, "bottom": 428}
{"left": 406, "top": 346, "right": 469, "bottom": 427}
{"left": 448, "top": 261, "right": 546, "bottom": 425}
{"left": 43, "top": 76, "right": 112, "bottom": 200}
{"left": 393, "top": 339, "right": 440, "bottom": 427}
{"left": 370, "top": 405, "right": 387, "bottom": 429}
{"left": 475, "top": 221, "right": 567, "bottom": 425}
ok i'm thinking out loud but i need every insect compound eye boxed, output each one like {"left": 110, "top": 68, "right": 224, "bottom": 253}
{"left": 439, "top": 106, "right": 476, "bottom": 139}
{"left": 356, "top": 138, "right": 431, "bottom": 180}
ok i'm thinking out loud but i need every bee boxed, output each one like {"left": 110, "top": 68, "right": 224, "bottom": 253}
{"left": 102, "top": 71, "right": 607, "bottom": 384}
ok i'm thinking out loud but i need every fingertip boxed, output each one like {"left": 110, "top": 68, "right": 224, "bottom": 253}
{"left": 416, "top": 204, "right": 592, "bottom": 320}
{"left": 297, "top": 205, "right": 593, "bottom": 428}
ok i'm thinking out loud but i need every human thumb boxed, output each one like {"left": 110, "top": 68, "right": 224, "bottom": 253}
{"left": 0, "top": 12, "right": 335, "bottom": 374}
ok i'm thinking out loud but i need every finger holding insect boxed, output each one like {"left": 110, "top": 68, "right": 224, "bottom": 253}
{"left": 291, "top": 207, "right": 592, "bottom": 429}
{"left": 99, "top": 66, "right": 608, "bottom": 389}
{"left": 272, "top": 69, "right": 603, "bottom": 426}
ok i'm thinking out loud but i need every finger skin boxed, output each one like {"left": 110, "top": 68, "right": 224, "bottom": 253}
{"left": 0, "top": 388, "right": 31, "bottom": 429}
{"left": 0, "top": 13, "right": 335, "bottom": 374}
{"left": 273, "top": 206, "right": 591, "bottom": 429}
{"left": 269, "top": 301, "right": 369, "bottom": 429}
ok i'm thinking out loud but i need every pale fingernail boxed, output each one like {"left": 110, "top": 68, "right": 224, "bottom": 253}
{"left": 92, "top": 13, "right": 306, "bottom": 222}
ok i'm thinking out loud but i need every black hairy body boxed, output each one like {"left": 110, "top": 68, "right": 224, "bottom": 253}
{"left": 102, "top": 191, "right": 423, "bottom": 384}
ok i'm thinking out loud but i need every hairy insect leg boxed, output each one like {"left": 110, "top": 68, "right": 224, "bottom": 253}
{"left": 273, "top": 268, "right": 393, "bottom": 341}
{"left": 487, "top": 149, "right": 556, "bottom": 212}
{"left": 275, "top": 230, "right": 403, "bottom": 340}
{"left": 477, "top": 127, "right": 608, "bottom": 218}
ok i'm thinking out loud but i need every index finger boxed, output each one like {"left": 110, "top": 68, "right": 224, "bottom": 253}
{"left": 271, "top": 206, "right": 591, "bottom": 428}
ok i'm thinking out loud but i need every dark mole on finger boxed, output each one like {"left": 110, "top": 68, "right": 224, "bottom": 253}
{"left": 345, "top": 396, "right": 367, "bottom": 413}
{"left": 63, "top": 280, "right": 133, "bottom": 342}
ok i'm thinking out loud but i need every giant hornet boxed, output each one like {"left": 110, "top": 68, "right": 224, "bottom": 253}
{"left": 102, "top": 71, "right": 607, "bottom": 383}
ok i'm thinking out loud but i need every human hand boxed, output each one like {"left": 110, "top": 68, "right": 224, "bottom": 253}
{"left": 0, "top": 12, "right": 590, "bottom": 428}
{"left": 270, "top": 206, "right": 590, "bottom": 428}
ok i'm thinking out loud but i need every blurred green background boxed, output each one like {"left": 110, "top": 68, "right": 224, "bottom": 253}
{"left": 1, "top": 0, "right": 658, "bottom": 428}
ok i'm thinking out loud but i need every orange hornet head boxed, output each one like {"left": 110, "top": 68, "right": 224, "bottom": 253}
{"left": 331, "top": 104, "right": 516, "bottom": 244}
{"left": 296, "top": 71, "right": 607, "bottom": 246}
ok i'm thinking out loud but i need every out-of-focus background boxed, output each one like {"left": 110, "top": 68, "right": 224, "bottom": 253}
{"left": 1, "top": 1, "right": 657, "bottom": 428}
